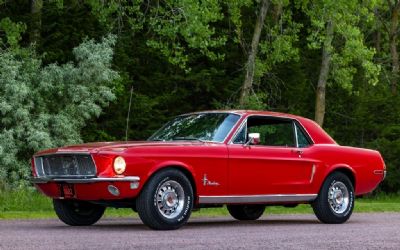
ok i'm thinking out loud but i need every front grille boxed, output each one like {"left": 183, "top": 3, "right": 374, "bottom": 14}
{"left": 34, "top": 154, "right": 96, "bottom": 177}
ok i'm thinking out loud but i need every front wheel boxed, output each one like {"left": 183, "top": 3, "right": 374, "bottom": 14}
{"left": 312, "top": 172, "right": 354, "bottom": 224}
{"left": 53, "top": 199, "right": 105, "bottom": 226}
{"left": 227, "top": 205, "right": 265, "bottom": 220}
{"left": 136, "top": 169, "right": 193, "bottom": 230}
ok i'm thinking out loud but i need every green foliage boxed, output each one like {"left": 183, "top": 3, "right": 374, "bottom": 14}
{"left": 241, "top": 92, "right": 269, "bottom": 110}
{"left": 0, "top": 17, "right": 26, "bottom": 48}
{"left": 302, "top": 0, "right": 380, "bottom": 90}
{"left": 0, "top": 188, "right": 52, "bottom": 212}
{"left": 0, "top": 36, "right": 118, "bottom": 187}
{"left": 39, "top": 1, "right": 110, "bottom": 64}
{"left": 85, "top": 0, "right": 227, "bottom": 70}
{"left": 257, "top": 6, "right": 301, "bottom": 78}
{"left": 224, "top": 0, "right": 252, "bottom": 43}
{"left": 353, "top": 86, "right": 400, "bottom": 192}
{"left": 147, "top": 0, "right": 226, "bottom": 68}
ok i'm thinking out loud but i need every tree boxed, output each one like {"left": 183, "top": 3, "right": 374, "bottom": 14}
{"left": 372, "top": 1, "right": 400, "bottom": 95}
{"left": 227, "top": 0, "right": 301, "bottom": 108}
{"left": 388, "top": 1, "right": 400, "bottom": 95}
{"left": 84, "top": 0, "right": 227, "bottom": 70}
{"left": 314, "top": 20, "right": 333, "bottom": 126}
{"left": 302, "top": 0, "right": 380, "bottom": 126}
{"left": 29, "top": 0, "right": 42, "bottom": 44}
{"left": 0, "top": 36, "right": 118, "bottom": 187}
{"left": 0, "top": 17, "right": 26, "bottom": 49}
{"left": 239, "top": 0, "right": 270, "bottom": 106}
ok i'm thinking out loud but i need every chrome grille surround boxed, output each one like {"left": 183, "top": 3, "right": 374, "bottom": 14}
{"left": 34, "top": 153, "right": 96, "bottom": 178}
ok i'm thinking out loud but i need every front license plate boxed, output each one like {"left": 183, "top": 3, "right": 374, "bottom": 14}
{"left": 61, "top": 183, "right": 75, "bottom": 198}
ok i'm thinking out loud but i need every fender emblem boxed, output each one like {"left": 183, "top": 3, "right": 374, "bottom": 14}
{"left": 202, "top": 174, "right": 220, "bottom": 186}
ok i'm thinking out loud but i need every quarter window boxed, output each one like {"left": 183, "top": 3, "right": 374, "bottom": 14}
{"left": 295, "top": 123, "right": 311, "bottom": 148}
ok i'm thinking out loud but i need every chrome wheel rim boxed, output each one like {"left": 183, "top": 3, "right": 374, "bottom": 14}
{"left": 328, "top": 181, "right": 350, "bottom": 214}
{"left": 156, "top": 180, "right": 185, "bottom": 219}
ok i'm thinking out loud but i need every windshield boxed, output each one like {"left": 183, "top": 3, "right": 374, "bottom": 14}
{"left": 148, "top": 113, "right": 240, "bottom": 143}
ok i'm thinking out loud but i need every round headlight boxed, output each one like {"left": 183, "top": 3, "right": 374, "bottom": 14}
{"left": 113, "top": 156, "right": 126, "bottom": 175}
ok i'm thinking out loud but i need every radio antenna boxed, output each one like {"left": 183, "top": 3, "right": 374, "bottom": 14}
{"left": 125, "top": 86, "right": 134, "bottom": 142}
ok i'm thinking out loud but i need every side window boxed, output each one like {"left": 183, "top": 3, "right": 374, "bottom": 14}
{"left": 233, "top": 116, "right": 296, "bottom": 147}
{"left": 249, "top": 121, "right": 295, "bottom": 147}
{"left": 295, "top": 123, "right": 311, "bottom": 148}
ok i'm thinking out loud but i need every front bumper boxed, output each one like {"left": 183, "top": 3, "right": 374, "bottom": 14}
{"left": 32, "top": 176, "right": 140, "bottom": 184}
{"left": 32, "top": 176, "right": 141, "bottom": 200}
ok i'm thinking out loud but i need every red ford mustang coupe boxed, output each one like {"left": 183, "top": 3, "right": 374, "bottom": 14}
{"left": 32, "top": 110, "right": 386, "bottom": 230}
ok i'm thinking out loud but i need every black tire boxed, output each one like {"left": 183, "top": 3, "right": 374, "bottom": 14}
{"left": 53, "top": 199, "right": 105, "bottom": 226}
{"left": 312, "top": 172, "right": 354, "bottom": 224}
{"left": 227, "top": 205, "right": 265, "bottom": 220}
{"left": 136, "top": 169, "right": 193, "bottom": 230}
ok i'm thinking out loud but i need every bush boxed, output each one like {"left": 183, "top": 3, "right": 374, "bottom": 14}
{"left": 0, "top": 36, "right": 119, "bottom": 187}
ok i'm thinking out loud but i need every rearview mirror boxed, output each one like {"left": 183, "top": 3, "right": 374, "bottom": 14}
{"left": 245, "top": 133, "right": 260, "bottom": 146}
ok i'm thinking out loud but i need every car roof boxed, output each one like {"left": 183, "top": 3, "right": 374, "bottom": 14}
{"left": 188, "top": 110, "right": 304, "bottom": 120}
{"left": 186, "top": 110, "right": 337, "bottom": 145}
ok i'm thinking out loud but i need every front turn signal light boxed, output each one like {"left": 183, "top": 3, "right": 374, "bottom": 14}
{"left": 113, "top": 156, "right": 126, "bottom": 175}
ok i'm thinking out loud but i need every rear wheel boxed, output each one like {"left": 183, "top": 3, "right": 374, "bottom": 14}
{"left": 227, "top": 205, "right": 265, "bottom": 220}
{"left": 53, "top": 199, "right": 105, "bottom": 226}
{"left": 136, "top": 169, "right": 193, "bottom": 230}
{"left": 312, "top": 172, "right": 354, "bottom": 224}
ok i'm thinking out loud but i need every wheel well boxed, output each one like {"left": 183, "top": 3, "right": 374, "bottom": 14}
{"left": 331, "top": 168, "right": 356, "bottom": 188}
{"left": 148, "top": 166, "right": 197, "bottom": 199}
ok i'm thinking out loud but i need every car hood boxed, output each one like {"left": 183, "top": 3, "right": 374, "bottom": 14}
{"left": 34, "top": 140, "right": 211, "bottom": 155}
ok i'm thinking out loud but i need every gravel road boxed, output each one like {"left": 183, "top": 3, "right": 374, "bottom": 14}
{"left": 0, "top": 213, "right": 399, "bottom": 250}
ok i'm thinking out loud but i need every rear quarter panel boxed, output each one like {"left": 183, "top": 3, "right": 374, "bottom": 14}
{"left": 310, "top": 144, "right": 385, "bottom": 195}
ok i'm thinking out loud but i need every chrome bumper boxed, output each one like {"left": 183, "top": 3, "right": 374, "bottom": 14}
{"left": 31, "top": 176, "right": 140, "bottom": 184}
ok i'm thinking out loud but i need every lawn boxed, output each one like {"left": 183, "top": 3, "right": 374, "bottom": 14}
{"left": 0, "top": 189, "right": 399, "bottom": 219}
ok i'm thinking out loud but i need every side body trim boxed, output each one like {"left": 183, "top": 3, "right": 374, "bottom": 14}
{"left": 310, "top": 164, "right": 316, "bottom": 183}
{"left": 32, "top": 176, "right": 140, "bottom": 184}
{"left": 198, "top": 194, "right": 317, "bottom": 204}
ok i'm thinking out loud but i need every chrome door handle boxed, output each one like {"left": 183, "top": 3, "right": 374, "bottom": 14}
{"left": 292, "top": 149, "right": 303, "bottom": 155}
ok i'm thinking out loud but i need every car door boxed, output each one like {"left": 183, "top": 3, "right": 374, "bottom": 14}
{"left": 227, "top": 115, "right": 318, "bottom": 195}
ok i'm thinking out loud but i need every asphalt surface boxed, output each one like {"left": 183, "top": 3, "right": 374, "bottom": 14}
{"left": 0, "top": 213, "right": 399, "bottom": 250}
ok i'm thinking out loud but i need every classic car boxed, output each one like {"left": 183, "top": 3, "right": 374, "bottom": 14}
{"left": 31, "top": 110, "right": 386, "bottom": 230}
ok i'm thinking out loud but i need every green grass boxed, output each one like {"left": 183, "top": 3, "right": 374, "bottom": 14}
{"left": 0, "top": 189, "right": 399, "bottom": 219}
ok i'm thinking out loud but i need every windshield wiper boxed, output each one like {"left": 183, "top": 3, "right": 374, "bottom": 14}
{"left": 172, "top": 136, "right": 206, "bottom": 142}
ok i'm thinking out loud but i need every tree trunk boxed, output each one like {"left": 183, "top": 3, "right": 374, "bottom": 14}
{"left": 389, "top": 3, "right": 400, "bottom": 95}
{"left": 238, "top": 0, "right": 270, "bottom": 107}
{"left": 272, "top": 2, "right": 283, "bottom": 24}
{"left": 30, "top": 0, "right": 43, "bottom": 45}
{"left": 315, "top": 20, "right": 334, "bottom": 127}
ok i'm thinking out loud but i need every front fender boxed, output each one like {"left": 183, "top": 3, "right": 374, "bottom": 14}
{"left": 140, "top": 160, "right": 198, "bottom": 198}
{"left": 147, "top": 160, "right": 197, "bottom": 180}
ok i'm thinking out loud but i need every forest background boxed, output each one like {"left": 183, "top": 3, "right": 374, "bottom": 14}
{"left": 1, "top": 0, "right": 399, "bottom": 194}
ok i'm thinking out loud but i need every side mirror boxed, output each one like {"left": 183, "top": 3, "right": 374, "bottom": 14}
{"left": 245, "top": 133, "right": 260, "bottom": 146}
